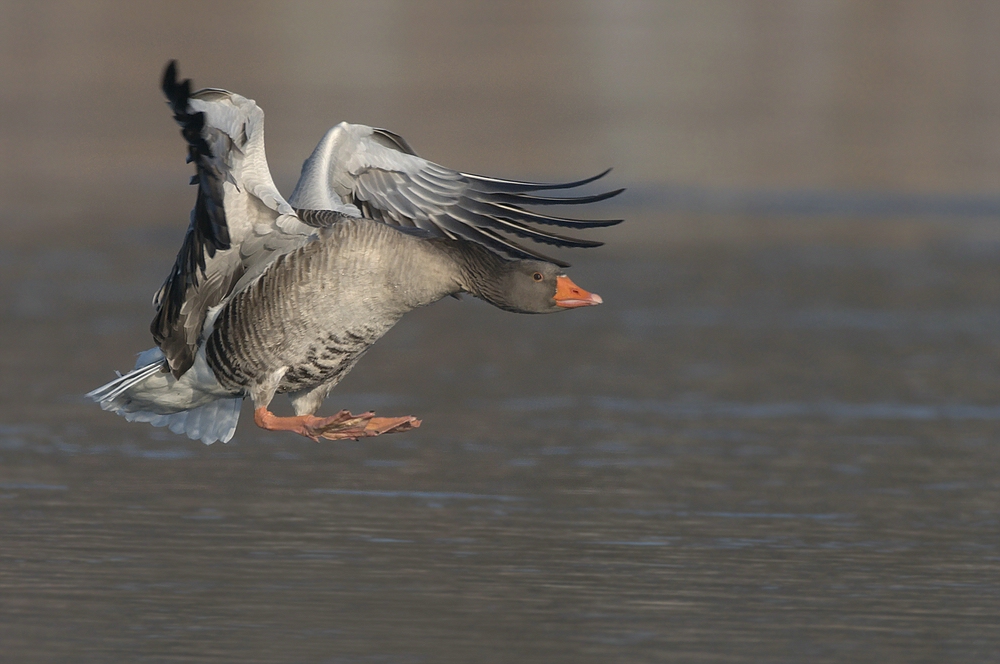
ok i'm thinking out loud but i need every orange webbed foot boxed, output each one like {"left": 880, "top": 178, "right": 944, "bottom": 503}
{"left": 254, "top": 407, "right": 420, "bottom": 441}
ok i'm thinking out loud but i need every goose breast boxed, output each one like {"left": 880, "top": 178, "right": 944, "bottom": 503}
{"left": 205, "top": 219, "right": 462, "bottom": 396}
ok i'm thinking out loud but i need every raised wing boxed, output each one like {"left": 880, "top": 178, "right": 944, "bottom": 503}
{"left": 289, "top": 123, "right": 623, "bottom": 267}
{"left": 152, "top": 61, "right": 329, "bottom": 378}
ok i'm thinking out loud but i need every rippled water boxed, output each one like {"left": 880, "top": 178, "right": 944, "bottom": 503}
{"left": 2, "top": 216, "right": 999, "bottom": 662}
{"left": 4, "top": 2, "right": 1000, "bottom": 662}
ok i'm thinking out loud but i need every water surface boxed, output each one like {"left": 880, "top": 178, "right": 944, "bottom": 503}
{"left": 2, "top": 2, "right": 999, "bottom": 662}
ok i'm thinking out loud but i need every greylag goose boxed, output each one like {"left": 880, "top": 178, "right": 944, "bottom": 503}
{"left": 88, "top": 62, "right": 622, "bottom": 444}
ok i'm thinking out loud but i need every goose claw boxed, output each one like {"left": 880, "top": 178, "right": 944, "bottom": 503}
{"left": 253, "top": 407, "right": 420, "bottom": 441}
{"left": 313, "top": 411, "right": 421, "bottom": 441}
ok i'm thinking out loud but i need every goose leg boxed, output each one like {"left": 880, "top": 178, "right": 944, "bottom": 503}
{"left": 253, "top": 407, "right": 351, "bottom": 440}
{"left": 285, "top": 380, "right": 420, "bottom": 441}
{"left": 248, "top": 371, "right": 354, "bottom": 441}
{"left": 317, "top": 412, "right": 421, "bottom": 441}
{"left": 253, "top": 407, "right": 420, "bottom": 441}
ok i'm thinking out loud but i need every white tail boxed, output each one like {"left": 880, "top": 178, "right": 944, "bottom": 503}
{"left": 87, "top": 347, "right": 242, "bottom": 445}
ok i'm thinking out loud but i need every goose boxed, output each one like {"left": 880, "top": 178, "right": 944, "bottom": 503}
{"left": 87, "top": 62, "right": 623, "bottom": 445}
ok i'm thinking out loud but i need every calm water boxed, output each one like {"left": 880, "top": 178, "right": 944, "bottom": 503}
{"left": 2, "top": 215, "right": 999, "bottom": 662}
{"left": 3, "top": 2, "right": 1000, "bottom": 662}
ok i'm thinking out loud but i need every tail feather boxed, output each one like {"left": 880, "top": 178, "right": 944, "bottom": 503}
{"left": 122, "top": 397, "right": 241, "bottom": 445}
{"left": 88, "top": 347, "right": 242, "bottom": 445}
{"left": 86, "top": 360, "right": 165, "bottom": 403}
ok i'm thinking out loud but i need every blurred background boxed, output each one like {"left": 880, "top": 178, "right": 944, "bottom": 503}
{"left": 1, "top": 2, "right": 999, "bottom": 662}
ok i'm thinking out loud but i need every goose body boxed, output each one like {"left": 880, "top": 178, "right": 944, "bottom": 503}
{"left": 207, "top": 220, "right": 464, "bottom": 412}
{"left": 88, "top": 62, "right": 621, "bottom": 444}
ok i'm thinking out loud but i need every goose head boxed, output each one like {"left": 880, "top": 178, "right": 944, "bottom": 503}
{"left": 478, "top": 260, "right": 603, "bottom": 314}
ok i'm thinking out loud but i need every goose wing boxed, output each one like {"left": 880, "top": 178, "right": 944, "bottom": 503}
{"left": 152, "top": 62, "right": 343, "bottom": 378}
{"left": 289, "top": 123, "right": 623, "bottom": 267}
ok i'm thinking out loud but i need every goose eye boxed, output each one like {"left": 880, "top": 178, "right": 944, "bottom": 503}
{"left": 532, "top": 272, "right": 543, "bottom": 282}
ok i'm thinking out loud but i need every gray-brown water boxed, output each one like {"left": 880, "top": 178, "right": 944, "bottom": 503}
{"left": 2, "top": 2, "right": 1000, "bottom": 662}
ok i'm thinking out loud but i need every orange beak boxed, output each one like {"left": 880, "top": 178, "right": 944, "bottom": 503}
{"left": 554, "top": 275, "right": 603, "bottom": 308}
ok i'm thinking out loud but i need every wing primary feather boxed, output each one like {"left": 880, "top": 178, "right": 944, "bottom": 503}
{"left": 472, "top": 227, "right": 571, "bottom": 267}
{"left": 461, "top": 168, "right": 613, "bottom": 193}
{"left": 483, "top": 218, "right": 605, "bottom": 248}
{"left": 370, "top": 128, "right": 418, "bottom": 155}
{"left": 160, "top": 60, "right": 230, "bottom": 254}
{"left": 464, "top": 198, "right": 623, "bottom": 229}
{"left": 448, "top": 205, "right": 603, "bottom": 249}
{"left": 445, "top": 220, "right": 536, "bottom": 259}
{"left": 479, "top": 187, "right": 625, "bottom": 206}
{"left": 409, "top": 168, "right": 467, "bottom": 196}
{"left": 430, "top": 210, "right": 572, "bottom": 266}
